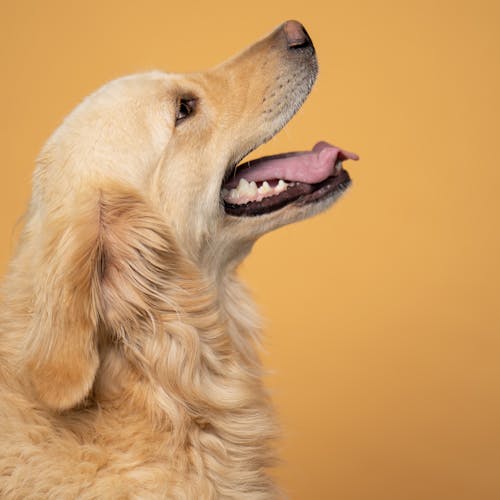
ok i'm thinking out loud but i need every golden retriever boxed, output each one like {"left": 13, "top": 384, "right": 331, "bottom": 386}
{"left": 0, "top": 21, "right": 357, "bottom": 498}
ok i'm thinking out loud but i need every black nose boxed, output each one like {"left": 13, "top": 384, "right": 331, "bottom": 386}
{"left": 283, "top": 20, "right": 313, "bottom": 49}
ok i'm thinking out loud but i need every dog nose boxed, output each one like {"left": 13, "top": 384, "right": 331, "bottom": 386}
{"left": 283, "top": 20, "right": 312, "bottom": 49}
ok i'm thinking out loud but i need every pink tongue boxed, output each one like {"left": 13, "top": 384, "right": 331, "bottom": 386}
{"left": 225, "top": 142, "right": 359, "bottom": 189}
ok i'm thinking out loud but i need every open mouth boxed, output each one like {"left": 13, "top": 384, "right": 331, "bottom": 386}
{"left": 222, "top": 141, "right": 359, "bottom": 217}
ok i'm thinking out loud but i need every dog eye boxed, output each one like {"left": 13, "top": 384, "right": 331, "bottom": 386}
{"left": 175, "top": 98, "right": 197, "bottom": 125}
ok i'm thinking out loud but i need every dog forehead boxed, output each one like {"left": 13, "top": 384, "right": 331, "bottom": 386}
{"left": 87, "top": 72, "right": 214, "bottom": 134}
{"left": 99, "top": 72, "right": 205, "bottom": 101}
{"left": 87, "top": 72, "right": 172, "bottom": 111}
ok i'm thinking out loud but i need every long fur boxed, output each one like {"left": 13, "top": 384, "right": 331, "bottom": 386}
{"left": 0, "top": 185, "right": 277, "bottom": 498}
{"left": 0, "top": 21, "right": 324, "bottom": 498}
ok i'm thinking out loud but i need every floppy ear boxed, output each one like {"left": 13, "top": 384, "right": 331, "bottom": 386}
{"left": 23, "top": 194, "right": 103, "bottom": 411}
{"left": 23, "top": 185, "right": 180, "bottom": 411}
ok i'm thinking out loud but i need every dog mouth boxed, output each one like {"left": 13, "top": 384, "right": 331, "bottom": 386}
{"left": 221, "top": 141, "right": 359, "bottom": 217}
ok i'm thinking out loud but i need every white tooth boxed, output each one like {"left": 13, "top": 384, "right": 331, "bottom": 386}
{"left": 222, "top": 188, "right": 229, "bottom": 198}
{"left": 229, "top": 188, "right": 239, "bottom": 201}
{"left": 249, "top": 181, "right": 258, "bottom": 196}
{"left": 260, "top": 181, "right": 272, "bottom": 195}
{"left": 335, "top": 160, "right": 343, "bottom": 173}
{"left": 276, "top": 180, "right": 288, "bottom": 193}
{"left": 237, "top": 178, "right": 249, "bottom": 194}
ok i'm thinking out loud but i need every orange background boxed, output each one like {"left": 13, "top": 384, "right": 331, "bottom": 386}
{"left": 1, "top": 1, "right": 499, "bottom": 499}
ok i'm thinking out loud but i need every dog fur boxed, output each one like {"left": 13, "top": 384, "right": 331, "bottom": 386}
{"left": 0, "top": 22, "right": 339, "bottom": 498}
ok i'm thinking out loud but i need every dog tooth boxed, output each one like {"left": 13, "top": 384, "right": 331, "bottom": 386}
{"left": 249, "top": 181, "right": 258, "bottom": 195}
{"left": 228, "top": 188, "right": 239, "bottom": 201}
{"left": 335, "top": 160, "right": 343, "bottom": 173}
{"left": 238, "top": 178, "right": 254, "bottom": 196}
{"left": 275, "top": 180, "right": 288, "bottom": 193}
{"left": 259, "top": 181, "right": 272, "bottom": 196}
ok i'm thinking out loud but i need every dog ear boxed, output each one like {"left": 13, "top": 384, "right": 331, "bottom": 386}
{"left": 24, "top": 194, "right": 102, "bottom": 411}
{"left": 23, "top": 185, "right": 180, "bottom": 411}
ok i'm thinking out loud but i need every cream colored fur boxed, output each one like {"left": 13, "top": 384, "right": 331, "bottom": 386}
{"left": 0, "top": 22, "right": 335, "bottom": 498}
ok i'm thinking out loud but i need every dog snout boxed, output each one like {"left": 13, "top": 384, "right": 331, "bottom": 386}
{"left": 283, "top": 20, "right": 314, "bottom": 51}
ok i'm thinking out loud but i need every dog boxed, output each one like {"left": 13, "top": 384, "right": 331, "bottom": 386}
{"left": 0, "top": 20, "right": 357, "bottom": 498}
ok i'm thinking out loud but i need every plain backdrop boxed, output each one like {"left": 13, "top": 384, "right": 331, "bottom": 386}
{"left": 1, "top": 1, "right": 499, "bottom": 499}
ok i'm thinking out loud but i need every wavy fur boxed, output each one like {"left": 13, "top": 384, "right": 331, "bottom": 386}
{"left": 0, "top": 185, "right": 278, "bottom": 498}
{"left": 0, "top": 21, "right": 324, "bottom": 498}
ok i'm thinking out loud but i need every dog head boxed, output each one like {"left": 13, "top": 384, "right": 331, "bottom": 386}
{"left": 19, "top": 21, "right": 357, "bottom": 410}
{"left": 36, "top": 20, "right": 357, "bottom": 269}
